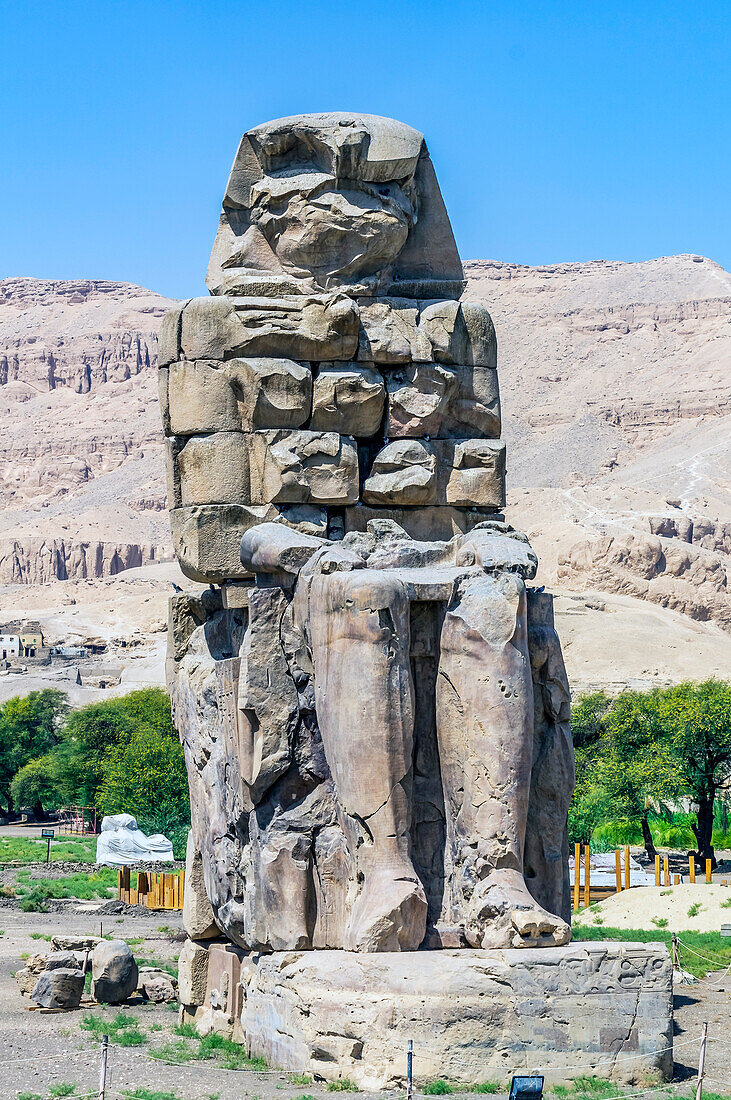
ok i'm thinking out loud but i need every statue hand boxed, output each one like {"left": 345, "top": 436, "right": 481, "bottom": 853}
{"left": 317, "top": 546, "right": 366, "bottom": 574}
{"left": 240, "top": 522, "right": 327, "bottom": 576}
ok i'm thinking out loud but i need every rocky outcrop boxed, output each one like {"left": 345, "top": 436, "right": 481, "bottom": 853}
{"left": 558, "top": 530, "right": 730, "bottom": 631}
{"left": 0, "top": 537, "right": 167, "bottom": 583}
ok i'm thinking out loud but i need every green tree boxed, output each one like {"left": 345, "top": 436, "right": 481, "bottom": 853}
{"left": 98, "top": 725, "right": 189, "bottom": 823}
{"left": 0, "top": 690, "right": 69, "bottom": 815}
{"left": 568, "top": 692, "right": 612, "bottom": 845}
{"left": 658, "top": 679, "right": 731, "bottom": 866}
{"left": 595, "top": 690, "right": 680, "bottom": 858}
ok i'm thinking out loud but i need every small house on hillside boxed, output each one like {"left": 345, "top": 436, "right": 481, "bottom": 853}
{"left": 0, "top": 634, "right": 20, "bottom": 660}
{"left": 2, "top": 620, "right": 45, "bottom": 657}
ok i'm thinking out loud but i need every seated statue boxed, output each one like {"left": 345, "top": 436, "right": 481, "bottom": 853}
{"left": 161, "top": 113, "right": 575, "bottom": 954}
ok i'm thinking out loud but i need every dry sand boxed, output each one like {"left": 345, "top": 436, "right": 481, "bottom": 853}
{"left": 574, "top": 884, "right": 731, "bottom": 933}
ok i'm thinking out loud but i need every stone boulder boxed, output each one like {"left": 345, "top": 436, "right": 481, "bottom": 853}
{"left": 91, "top": 939, "right": 138, "bottom": 1004}
{"left": 31, "top": 967, "right": 85, "bottom": 1010}
{"left": 137, "top": 966, "right": 178, "bottom": 1003}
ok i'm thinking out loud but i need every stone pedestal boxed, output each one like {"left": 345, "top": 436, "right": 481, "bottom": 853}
{"left": 180, "top": 941, "right": 673, "bottom": 1090}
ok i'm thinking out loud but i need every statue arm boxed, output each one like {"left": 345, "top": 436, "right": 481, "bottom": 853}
{"left": 240, "top": 523, "right": 365, "bottom": 577}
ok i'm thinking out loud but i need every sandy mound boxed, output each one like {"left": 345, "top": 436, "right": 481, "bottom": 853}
{"left": 574, "top": 884, "right": 731, "bottom": 932}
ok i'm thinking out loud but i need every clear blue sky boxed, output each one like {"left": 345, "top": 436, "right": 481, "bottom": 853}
{"left": 2, "top": 0, "right": 729, "bottom": 298}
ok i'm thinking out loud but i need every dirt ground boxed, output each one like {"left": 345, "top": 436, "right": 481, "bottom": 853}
{"left": 1, "top": 905, "right": 730, "bottom": 1100}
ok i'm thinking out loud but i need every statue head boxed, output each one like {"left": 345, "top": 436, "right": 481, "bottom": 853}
{"left": 207, "top": 112, "right": 464, "bottom": 299}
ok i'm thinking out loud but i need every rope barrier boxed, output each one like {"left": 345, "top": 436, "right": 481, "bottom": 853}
{"left": 0, "top": 1048, "right": 95, "bottom": 1067}
{"left": 676, "top": 939, "right": 731, "bottom": 966}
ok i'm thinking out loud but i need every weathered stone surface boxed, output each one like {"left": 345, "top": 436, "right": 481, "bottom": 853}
{"left": 178, "top": 938, "right": 211, "bottom": 1008}
{"left": 51, "top": 936, "right": 100, "bottom": 952}
{"left": 386, "top": 361, "right": 500, "bottom": 439}
{"left": 170, "top": 503, "right": 327, "bottom": 583}
{"left": 358, "top": 298, "right": 432, "bottom": 363}
{"left": 91, "top": 939, "right": 138, "bottom": 1004}
{"left": 344, "top": 504, "right": 503, "bottom": 541}
{"left": 31, "top": 967, "right": 84, "bottom": 1010}
{"left": 180, "top": 295, "right": 359, "bottom": 362}
{"left": 419, "top": 300, "right": 497, "bottom": 367}
{"left": 158, "top": 301, "right": 185, "bottom": 366}
{"left": 183, "top": 830, "right": 219, "bottom": 940}
{"left": 169, "top": 431, "right": 358, "bottom": 509}
{"left": 137, "top": 967, "right": 178, "bottom": 1003}
{"left": 252, "top": 431, "right": 359, "bottom": 505}
{"left": 310, "top": 364, "right": 385, "bottom": 436}
{"left": 167, "top": 358, "right": 312, "bottom": 434}
{"left": 363, "top": 438, "right": 506, "bottom": 507}
{"left": 242, "top": 945, "right": 673, "bottom": 1088}
{"left": 206, "top": 113, "right": 462, "bottom": 300}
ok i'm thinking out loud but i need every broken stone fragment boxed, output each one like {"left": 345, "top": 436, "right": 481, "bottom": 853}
{"left": 344, "top": 504, "right": 505, "bottom": 541}
{"left": 183, "top": 830, "right": 219, "bottom": 940}
{"left": 180, "top": 295, "right": 359, "bottom": 362}
{"left": 167, "top": 358, "right": 312, "bottom": 434}
{"left": 363, "top": 438, "right": 505, "bottom": 508}
{"left": 419, "top": 300, "right": 497, "bottom": 367}
{"left": 310, "top": 363, "right": 385, "bottom": 437}
{"left": 177, "top": 938, "right": 211, "bottom": 1007}
{"left": 250, "top": 431, "right": 359, "bottom": 505}
{"left": 137, "top": 967, "right": 178, "bottom": 1003}
{"left": 362, "top": 439, "right": 437, "bottom": 505}
{"left": 386, "top": 361, "right": 500, "bottom": 439}
{"left": 169, "top": 502, "right": 327, "bottom": 583}
{"left": 169, "top": 431, "right": 358, "bottom": 509}
{"left": 31, "top": 967, "right": 85, "bottom": 1010}
{"left": 91, "top": 939, "right": 139, "bottom": 1005}
{"left": 357, "top": 298, "right": 432, "bottom": 363}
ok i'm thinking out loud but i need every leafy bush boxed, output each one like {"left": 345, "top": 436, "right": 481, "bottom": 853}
{"left": 422, "top": 1082, "right": 453, "bottom": 1096}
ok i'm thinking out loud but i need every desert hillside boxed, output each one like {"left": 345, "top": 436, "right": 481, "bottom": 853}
{"left": 0, "top": 257, "right": 728, "bottom": 697}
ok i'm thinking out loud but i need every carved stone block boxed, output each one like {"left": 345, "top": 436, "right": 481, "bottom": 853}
{"left": 180, "top": 295, "right": 359, "bottom": 362}
{"left": 344, "top": 504, "right": 503, "bottom": 542}
{"left": 310, "top": 363, "right": 385, "bottom": 437}
{"left": 363, "top": 438, "right": 505, "bottom": 508}
{"left": 419, "top": 300, "right": 497, "bottom": 367}
{"left": 167, "top": 358, "right": 312, "bottom": 434}
{"left": 358, "top": 298, "right": 432, "bottom": 363}
{"left": 170, "top": 502, "right": 327, "bottom": 583}
{"left": 386, "top": 362, "right": 500, "bottom": 439}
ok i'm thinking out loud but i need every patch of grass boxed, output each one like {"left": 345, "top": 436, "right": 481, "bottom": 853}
{"left": 17, "top": 1093, "right": 43, "bottom": 1100}
{"left": 572, "top": 925, "right": 731, "bottom": 979}
{"left": 137, "top": 955, "right": 179, "bottom": 977}
{"left": 471, "top": 1085, "right": 500, "bottom": 1094}
{"left": 292, "top": 1095, "right": 317, "bottom": 1100}
{"left": 570, "top": 1076, "right": 616, "bottom": 1095}
{"left": 49, "top": 1086, "right": 77, "bottom": 1098}
{"left": 29, "top": 932, "right": 52, "bottom": 941}
{"left": 121, "top": 1091, "right": 183, "bottom": 1100}
{"left": 14, "top": 867, "right": 117, "bottom": 905}
{"left": 721, "top": 897, "right": 731, "bottom": 909}
{"left": 0, "top": 836, "right": 97, "bottom": 864}
{"left": 660, "top": 889, "right": 673, "bottom": 896}
{"left": 651, "top": 917, "right": 668, "bottom": 928}
{"left": 197, "top": 1031, "right": 267, "bottom": 1070}
{"left": 422, "top": 1082, "right": 453, "bottom": 1096}
{"left": 174, "top": 1022, "right": 198, "bottom": 1038}
{"left": 687, "top": 903, "right": 702, "bottom": 918}
{"left": 151, "top": 1039, "right": 195, "bottom": 1064}
{"left": 81, "top": 1011, "right": 146, "bottom": 1046}
{"left": 289, "top": 1075, "right": 313, "bottom": 1086}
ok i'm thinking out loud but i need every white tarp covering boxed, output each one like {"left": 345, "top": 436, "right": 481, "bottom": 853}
{"left": 96, "top": 813, "right": 174, "bottom": 866}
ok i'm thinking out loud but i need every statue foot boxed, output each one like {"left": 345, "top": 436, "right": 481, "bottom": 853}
{"left": 345, "top": 866, "right": 427, "bottom": 952}
{"left": 465, "top": 868, "right": 571, "bottom": 950}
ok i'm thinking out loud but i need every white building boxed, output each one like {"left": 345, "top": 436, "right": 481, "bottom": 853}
{"left": 0, "top": 634, "right": 21, "bottom": 660}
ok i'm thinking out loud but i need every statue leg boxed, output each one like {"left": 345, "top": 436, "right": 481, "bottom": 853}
{"left": 436, "top": 571, "right": 571, "bottom": 948}
{"left": 307, "top": 569, "right": 427, "bottom": 951}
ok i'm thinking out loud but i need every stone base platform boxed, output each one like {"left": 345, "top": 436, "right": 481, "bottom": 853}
{"left": 179, "top": 942, "right": 673, "bottom": 1090}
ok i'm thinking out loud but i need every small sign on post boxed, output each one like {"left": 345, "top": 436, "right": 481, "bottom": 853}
{"left": 41, "top": 828, "right": 54, "bottom": 864}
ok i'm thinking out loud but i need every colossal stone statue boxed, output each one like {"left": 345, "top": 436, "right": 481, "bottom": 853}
{"left": 161, "top": 112, "right": 575, "bottom": 957}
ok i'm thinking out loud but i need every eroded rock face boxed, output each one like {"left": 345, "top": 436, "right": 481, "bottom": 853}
{"left": 165, "top": 113, "right": 574, "bottom": 959}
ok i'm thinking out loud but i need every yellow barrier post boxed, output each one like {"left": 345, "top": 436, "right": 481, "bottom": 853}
{"left": 574, "top": 843, "right": 580, "bottom": 911}
{"left": 655, "top": 854, "right": 661, "bottom": 885}
{"left": 624, "top": 845, "right": 630, "bottom": 891}
{"left": 664, "top": 855, "right": 670, "bottom": 886}
{"left": 673, "top": 874, "right": 679, "bottom": 885}
{"left": 689, "top": 856, "right": 695, "bottom": 884}
{"left": 583, "top": 844, "right": 590, "bottom": 908}
{"left": 706, "top": 859, "right": 712, "bottom": 884}
{"left": 615, "top": 849, "right": 622, "bottom": 893}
